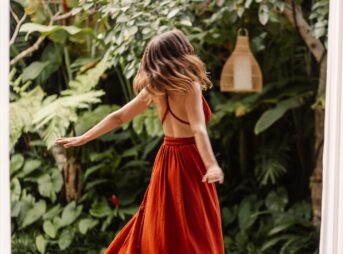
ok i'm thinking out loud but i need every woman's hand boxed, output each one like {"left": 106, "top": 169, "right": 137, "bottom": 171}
{"left": 55, "top": 136, "right": 87, "bottom": 148}
{"left": 202, "top": 164, "right": 224, "bottom": 184}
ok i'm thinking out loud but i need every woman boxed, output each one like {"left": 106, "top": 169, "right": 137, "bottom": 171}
{"left": 56, "top": 29, "right": 225, "bottom": 254}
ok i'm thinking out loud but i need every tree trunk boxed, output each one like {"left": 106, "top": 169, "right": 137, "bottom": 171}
{"left": 311, "top": 55, "right": 327, "bottom": 225}
{"left": 281, "top": 1, "right": 327, "bottom": 225}
{"left": 63, "top": 161, "right": 82, "bottom": 202}
{"left": 50, "top": 146, "right": 82, "bottom": 202}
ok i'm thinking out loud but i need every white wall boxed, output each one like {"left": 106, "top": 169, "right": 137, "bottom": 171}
{"left": 320, "top": 0, "right": 343, "bottom": 253}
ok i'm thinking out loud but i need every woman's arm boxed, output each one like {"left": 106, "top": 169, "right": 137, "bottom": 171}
{"left": 55, "top": 88, "right": 152, "bottom": 148}
{"left": 185, "top": 83, "right": 224, "bottom": 184}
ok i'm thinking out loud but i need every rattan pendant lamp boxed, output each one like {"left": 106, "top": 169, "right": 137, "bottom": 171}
{"left": 220, "top": 29, "right": 263, "bottom": 92}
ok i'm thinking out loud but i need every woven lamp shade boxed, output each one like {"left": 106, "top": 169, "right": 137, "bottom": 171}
{"left": 220, "top": 31, "right": 263, "bottom": 92}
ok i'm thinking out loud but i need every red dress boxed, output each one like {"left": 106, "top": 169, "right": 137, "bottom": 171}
{"left": 105, "top": 96, "right": 224, "bottom": 254}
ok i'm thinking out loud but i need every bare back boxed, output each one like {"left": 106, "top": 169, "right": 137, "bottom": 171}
{"left": 152, "top": 92, "right": 193, "bottom": 138}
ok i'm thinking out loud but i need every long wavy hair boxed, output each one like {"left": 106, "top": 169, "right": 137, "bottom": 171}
{"left": 133, "top": 29, "right": 212, "bottom": 95}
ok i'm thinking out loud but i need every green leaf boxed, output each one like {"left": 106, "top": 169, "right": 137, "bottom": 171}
{"left": 10, "top": 154, "right": 24, "bottom": 175}
{"left": 66, "top": 0, "right": 78, "bottom": 8}
{"left": 38, "top": 169, "right": 63, "bottom": 202}
{"left": 265, "top": 188, "right": 288, "bottom": 212}
{"left": 144, "top": 114, "right": 162, "bottom": 137}
{"left": 261, "top": 235, "right": 292, "bottom": 252}
{"left": 254, "top": 97, "right": 302, "bottom": 135}
{"left": 21, "top": 200, "right": 46, "bottom": 228}
{"left": 11, "top": 200, "right": 21, "bottom": 218}
{"left": 238, "top": 195, "right": 261, "bottom": 231}
{"left": 58, "top": 228, "right": 75, "bottom": 250}
{"left": 10, "top": 178, "right": 21, "bottom": 202}
{"left": 22, "top": 61, "right": 50, "bottom": 82}
{"left": 75, "top": 105, "right": 119, "bottom": 136}
{"left": 258, "top": 4, "right": 269, "bottom": 25}
{"left": 268, "top": 221, "right": 297, "bottom": 236}
{"left": 132, "top": 114, "right": 145, "bottom": 134}
{"left": 20, "top": 159, "right": 42, "bottom": 177}
{"left": 167, "top": 8, "right": 179, "bottom": 19}
{"left": 179, "top": 18, "right": 192, "bottom": 26}
{"left": 84, "top": 164, "right": 105, "bottom": 180}
{"left": 245, "top": 0, "right": 253, "bottom": 8}
{"left": 221, "top": 207, "right": 236, "bottom": 227}
{"left": 237, "top": 6, "right": 245, "bottom": 18}
{"left": 43, "top": 220, "right": 57, "bottom": 238}
{"left": 90, "top": 200, "right": 112, "bottom": 218}
{"left": 119, "top": 206, "right": 139, "bottom": 215}
{"left": 33, "top": 90, "right": 105, "bottom": 148}
{"left": 48, "top": 29, "right": 68, "bottom": 44}
{"left": 78, "top": 218, "right": 99, "bottom": 234}
{"left": 20, "top": 23, "right": 83, "bottom": 38}
{"left": 36, "top": 234, "right": 47, "bottom": 254}
{"left": 60, "top": 201, "right": 83, "bottom": 227}
{"left": 43, "top": 204, "right": 62, "bottom": 220}
{"left": 68, "top": 54, "right": 110, "bottom": 92}
{"left": 10, "top": 86, "right": 45, "bottom": 149}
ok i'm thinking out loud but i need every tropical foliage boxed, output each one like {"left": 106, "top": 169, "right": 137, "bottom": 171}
{"left": 10, "top": 0, "right": 328, "bottom": 253}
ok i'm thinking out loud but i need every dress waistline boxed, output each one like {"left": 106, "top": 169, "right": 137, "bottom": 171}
{"left": 163, "top": 136, "right": 196, "bottom": 145}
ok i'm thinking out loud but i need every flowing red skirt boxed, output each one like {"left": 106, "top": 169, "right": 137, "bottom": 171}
{"left": 105, "top": 136, "right": 224, "bottom": 254}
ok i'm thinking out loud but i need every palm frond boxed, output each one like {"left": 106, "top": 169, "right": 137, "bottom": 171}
{"left": 33, "top": 91, "right": 105, "bottom": 148}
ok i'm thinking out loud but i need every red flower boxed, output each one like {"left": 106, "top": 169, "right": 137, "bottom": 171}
{"left": 112, "top": 194, "right": 119, "bottom": 207}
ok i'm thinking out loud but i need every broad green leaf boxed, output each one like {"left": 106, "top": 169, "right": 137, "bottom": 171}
{"left": 144, "top": 114, "right": 162, "bottom": 137}
{"left": 238, "top": 195, "right": 261, "bottom": 231}
{"left": 84, "top": 164, "right": 104, "bottom": 180}
{"left": 38, "top": 169, "right": 63, "bottom": 202}
{"left": 75, "top": 105, "right": 119, "bottom": 136}
{"left": 22, "top": 61, "right": 50, "bottom": 82}
{"left": 20, "top": 159, "right": 42, "bottom": 177}
{"left": 58, "top": 228, "right": 75, "bottom": 250}
{"left": 261, "top": 235, "right": 293, "bottom": 252}
{"left": 90, "top": 200, "right": 112, "bottom": 218}
{"left": 20, "top": 23, "right": 82, "bottom": 38}
{"left": 48, "top": 29, "right": 68, "bottom": 44}
{"left": 119, "top": 206, "right": 139, "bottom": 215}
{"left": 258, "top": 4, "right": 269, "bottom": 25}
{"left": 21, "top": 200, "right": 46, "bottom": 228}
{"left": 60, "top": 201, "right": 83, "bottom": 226}
{"left": 265, "top": 188, "right": 288, "bottom": 212}
{"left": 221, "top": 207, "right": 236, "bottom": 227}
{"left": 66, "top": 0, "right": 78, "bottom": 8}
{"left": 132, "top": 114, "right": 145, "bottom": 134}
{"left": 43, "top": 220, "right": 57, "bottom": 238}
{"left": 10, "top": 154, "right": 24, "bottom": 175}
{"left": 245, "top": 0, "right": 253, "bottom": 8}
{"left": 254, "top": 97, "right": 302, "bottom": 135}
{"left": 179, "top": 19, "right": 192, "bottom": 26}
{"left": 36, "top": 234, "right": 47, "bottom": 254}
{"left": 10, "top": 178, "right": 21, "bottom": 202}
{"left": 43, "top": 204, "right": 62, "bottom": 220}
{"left": 78, "top": 218, "right": 99, "bottom": 234}
{"left": 11, "top": 200, "right": 21, "bottom": 218}
{"left": 167, "top": 8, "right": 179, "bottom": 19}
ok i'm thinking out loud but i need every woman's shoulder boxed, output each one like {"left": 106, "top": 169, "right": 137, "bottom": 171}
{"left": 136, "top": 87, "right": 154, "bottom": 105}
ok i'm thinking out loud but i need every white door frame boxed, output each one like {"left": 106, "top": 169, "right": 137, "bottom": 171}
{"left": 0, "top": 0, "right": 11, "bottom": 253}
{"left": 320, "top": 0, "right": 343, "bottom": 253}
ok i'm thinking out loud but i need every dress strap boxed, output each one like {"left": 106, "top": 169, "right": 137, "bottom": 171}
{"left": 161, "top": 95, "right": 190, "bottom": 125}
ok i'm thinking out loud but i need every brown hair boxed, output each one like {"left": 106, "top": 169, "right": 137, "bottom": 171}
{"left": 133, "top": 29, "right": 212, "bottom": 95}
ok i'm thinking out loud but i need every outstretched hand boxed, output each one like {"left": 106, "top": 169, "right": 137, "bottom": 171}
{"left": 202, "top": 164, "right": 224, "bottom": 184}
{"left": 55, "top": 136, "right": 87, "bottom": 148}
